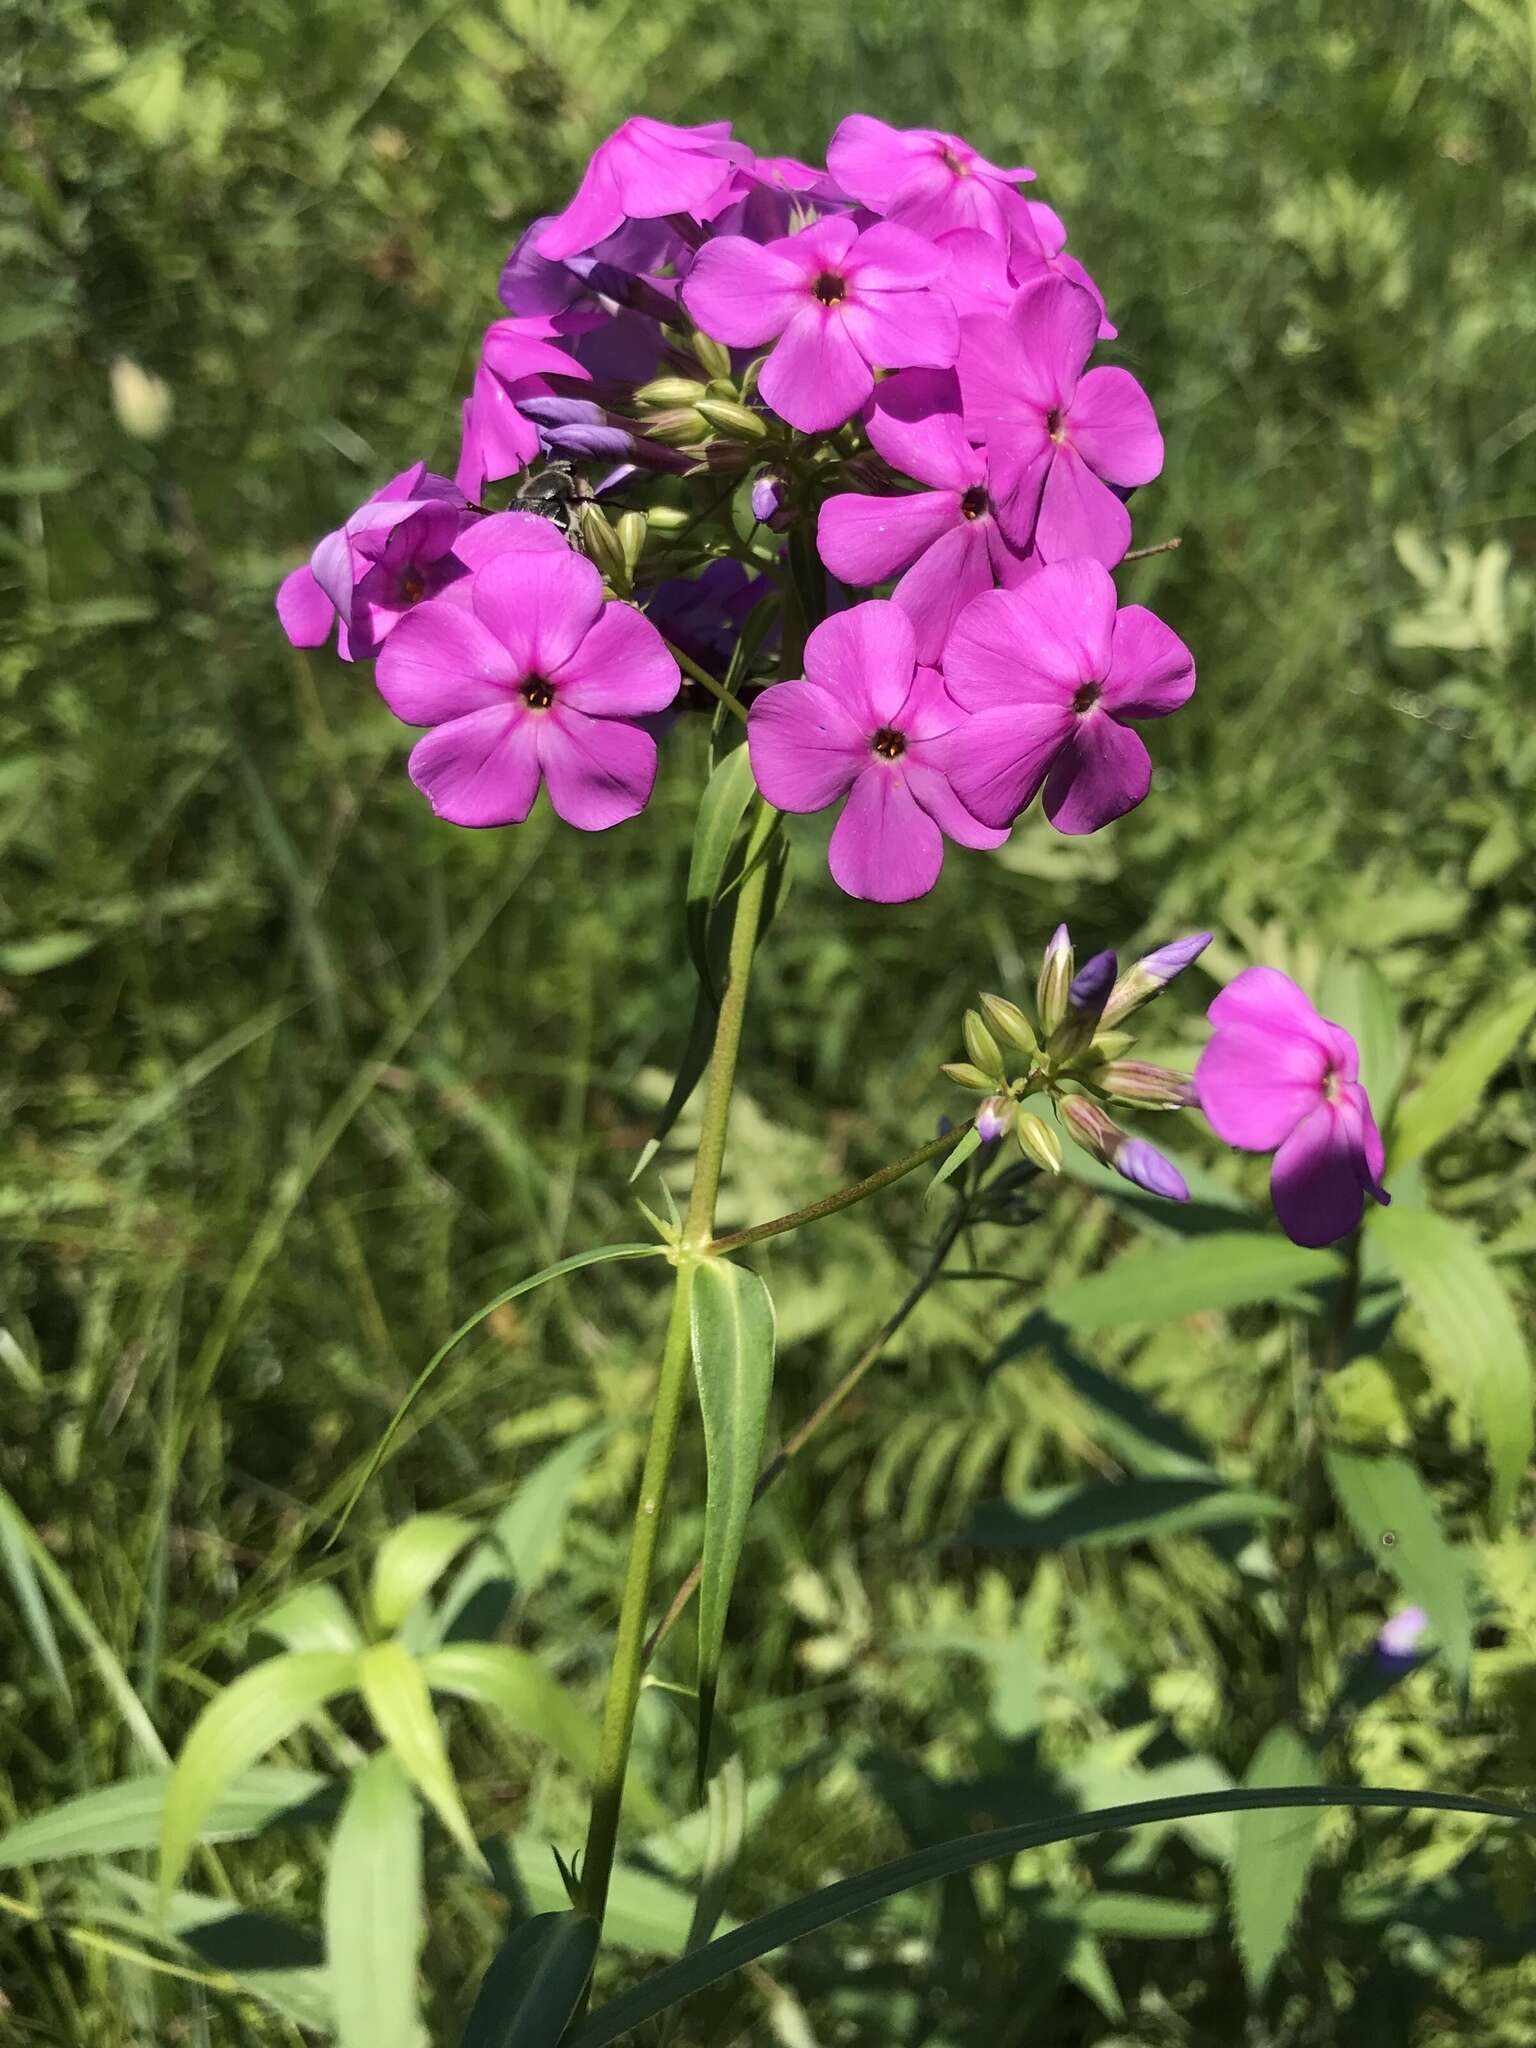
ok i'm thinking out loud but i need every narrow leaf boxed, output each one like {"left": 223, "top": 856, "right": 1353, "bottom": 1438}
{"left": 160, "top": 1651, "right": 356, "bottom": 1899}
{"left": 371, "top": 1514, "right": 478, "bottom": 1634}
{"left": 259, "top": 1583, "right": 363, "bottom": 1655}
{"left": 438, "top": 1426, "right": 612, "bottom": 1642}
{"left": 960, "top": 1479, "right": 1289, "bottom": 1551}
{"left": 690, "top": 1259, "right": 776, "bottom": 1778}
{"left": 1371, "top": 1205, "right": 1532, "bottom": 1525}
{"left": 327, "top": 1753, "right": 423, "bottom": 2048}
{"left": 1232, "top": 1726, "right": 1324, "bottom": 1993}
{"left": 357, "top": 1640, "right": 486, "bottom": 1873}
{"left": 459, "top": 1910, "right": 599, "bottom": 2048}
{"left": 1392, "top": 973, "right": 1536, "bottom": 1166}
{"left": 0, "top": 1504, "right": 72, "bottom": 1708}
{"left": 419, "top": 1642, "right": 604, "bottom": 1785}
{"left": 1046, "top": 1232, "right": 1340, "bottom": 1332}
{"left": 1324, "top": 1446, "right": 1476, "bottom": 1687}
{"left": 924, "top": 1124, "right": 980, "bottom": 1207}
{"left": 686, "top": 744, "right": 758, "bottom": 996}
{"left": 0, "top": 1766, "right": 328, "bottom": 1871}
{"left": 630, "top": 988, "right": 716, "bottom": 1184}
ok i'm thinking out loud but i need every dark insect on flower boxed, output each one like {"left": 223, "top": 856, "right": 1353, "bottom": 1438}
{"left": 516, "top": 461, "right": 599, "bottom": 544}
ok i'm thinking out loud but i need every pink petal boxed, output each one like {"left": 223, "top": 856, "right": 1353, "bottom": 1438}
{"left": 1341, "top": 1081, "right": 1390, "bottom": 1199}
{"left": 375, "top": 599, "right": 518, "bottom": 725}
{"left": 457, "top": 360, "right": 543, "bottom": 490}
{"left": 942, "top": 561, "right": 1116, "bottom": 710}
{"left": 1041, "top": 712, "right": 1151, "bottom": 834}
{"left": 984, "top": 432, "right": 1054, "bottom": 550}
{"left": 892, "top": 660, "right": 967, "bottom": 745}
{"left": 866, "top": 368, "right": 976, "bottom": 490}
{"left": 1034, "top": 444, "right": 1132, "bottom": 566}
{"left": 1208, "top": 967, "right": 1337, "bottom": 1052}
{"left": 535, "top": 155, "right": 626, "bottom": 261}
{"left": 1195, "top": 1022, "right": 1330, "bottom": 1152}
{"left": 766, "top": 213, "right": 860, "bottom": 277}
{"left": 903, "top": 758, "right": 1009, "bottom": 849}
{"left": 840, "top": 286, "right": 960, "bottom": 372}
{"left": 680, "top": 235, "right": 806, "bottom": 345}
{"left": 276, "top": 564, "right": 334, "bottom": 647}
{"left": 1068, "top": 366, "right": 1163, "bottom": 487}
{"left": 309, "top": 525, "right": 357, "bottom": 618}
{"left": 933, "top": 228, "right": 1013, "bottom": 317}
{"left": 891, "top": 518, "right": 995, "bottom": 665}
{"left": 803, "top": 600, "right": 917, "bottom": 726}
{"left": 1007, "top": 275, "right": 1100, "bottom": 411}
{"left": 817, "top": 489, "right": 963, "bottom": 587}
{"left": 747, "top": 680, "right": 866, "bottom": 812}
{"left": 957, "top": 311, "right": 1045, "bottom": 434}
{"left": 1271, "top": 1102, "right": 1371, "bottom": 1248}
{"left": 408, "top": 705, "right": 540, "bottom": 827}
{"left": 844, "top": 221, "right": 950, "bottom": 292}
{"left": 535, "top": 705, "right": 657, "bottom": 830}
{"left": 451, "top": 511, "right": 572, "bottom": 573}
{"left": 1100, "top": 605, "right": 1196, "bottom": 717}
{"left": 471, "top": 547, "right": 605, "bottom": 677}
{"left": 549, "top": 601, "right": 679, "bottom": 717}
{"left": 758, "top": 308, "right": 874, "bottom": 432}
{"left": 480, "top": 321, "right": 593, "bottom": 386}
{"left": 828, "top": 765, "right": 945, "bottom": 902}
{"left": 945, "top": 702, "right": 1072, "bottom": 828}
{"left": 826, "top": 114, "right": 926, "bottom": 208}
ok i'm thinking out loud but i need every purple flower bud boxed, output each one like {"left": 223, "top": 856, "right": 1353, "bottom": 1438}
{"left": 1376, "top": 1606, "right": 1429, "bottom": 1664}
{"left": 750, "top": 469, "right": 791, "bottom": 530}
{"left": 1141, "top": 933, "right": 1213, "bottom": 983}
{"left": 1059, "top": 1094, "right": 1119, "bottom": 1164}
{"left": 1113, "top": 1139, "right": 1189, "bottom": 1202}
{"left": 1101, "top": 932, "right": 1213, "bottom": 1029}
{"left": 976, "top": 1094, "right": 1014, "bottom": 1142}
{"left": 1099, "top": 1060, "right": 1196, "bottom": 1109}
{"left": 1069, "top": 949, "right": 1117, "bottom": 1015}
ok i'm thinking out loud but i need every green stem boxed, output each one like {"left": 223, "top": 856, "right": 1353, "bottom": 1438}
{"left": 578, "top": 828, "right": 774, "bottom": 1929}
{"left": 708, "top": 1123, "right": 971, "bottom": 1257}
{"left": 663, "top": 637, "right": 749, "bottom": 724}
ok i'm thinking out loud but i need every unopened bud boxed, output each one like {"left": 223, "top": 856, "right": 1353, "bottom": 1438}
{"left": 616, "top": 510, "right": 647, "bottom": 577}
{"left": 1098, "top": 1060, "right": 1195, "bottom": 1109}
{"left": 750, "top": 469, "right": 791, "bottom": 529}
{"left": 1059, "top": 1094, "right": 1121, "bottom": 1165}
{"left": 979, "top": 992, "right": 1037, "bottom": 1055}
{"left": 1100, "top": 932, "right": 1213, "bottom": 1029}
{"left": 1014, "top": 1110, "right": 1063, "bottom": 1174}
{"left": 579, "top": 503, "right": 627, "bottom": 587}
{"left": 691, "top": 331, "right": 734, "bottom": 381}
{"left": 645, "top": 504, "right": 691, "bottom": 533}
{"left": 976, "top": 1094, "right": 1014, "bottom": 1142}
{"left": 643, "top": 407, "right": 709, "bottom": 449}
{"left": 110, "top": 357, "right": 174, "bottom": 441}
{"left": 1036, "top": 925, "right": 1074, "bottom": 1035}
{"left": 941, "top": 1061, "right": 998, "bottom": 1093}
{"left": 1113, "top": 1139, "right": 1189, "bottom": 1202}
{"left": 635, "top": 375, "right": 710, "bottom": 409}
{"left": 963, "top": 1009, "right": 1005, "bottom": 1081}
{"left": 695, "top": 397, "right": 769, "bottom": 443}
{"left": 1050, "top": 949, "right": 1117, "bottom": 1059}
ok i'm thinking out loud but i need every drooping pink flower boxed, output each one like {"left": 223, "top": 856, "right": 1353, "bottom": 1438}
{"left": 374, "top": 540, "right": 679, "bottom": 831}
{"left": 276, "top": 464, "right": 475, "bottom": 661}
{"left": 816, "top": 368, "right": 1037, "bottom": 664}
{"left": 681, "top": 216, "right": 958, "bottom": 434}
{"left": 957, "top": 275, "right": 1161, "bottom": 564}
{"left": 1195, "top": 967, "right": 1390, "bottom": 1248}
{"left": 826, "top": 114, "right": 1033, "bottom": 241}
{"left": 937, "top": 209, "right": 1115, "bottom": 337}
{"left": 942, "top": 558, "right": 1194, "bottom": 834}
{"left": 535, "top": 118, "right": 745, "bottom": 263}
{"left": 453, "top": 323, "right": 594, "bottom": 497}
{"left": 746, "top": 600, "right": 1004, "bottom": 903}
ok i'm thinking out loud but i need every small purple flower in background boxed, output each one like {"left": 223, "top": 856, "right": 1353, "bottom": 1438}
{"left": 681, "top": 216, "right": 958, "bottom": 434}
{"left": 826, "top": 114, "right": 1034, "bottom": 240}
{"left": 1376, "top": 1607, "right": 1429, "bottom": 1665}
{"left": 374, "top": 539, "right": 679, "bottom": 831}
{"left": 276, "top": 464, "right": 475, "bottom": 661}
{"left": 942, "top": 558, "right": 1195, "bottom": 834}
{"left": 746, "top": 600, "right": 1005, "bottom": 903}
{"left": 534, "top": 117, "right": 745, "bottom": 263}
{"left": 1195, "top": 967, "right": 1391, "bottom": 1247}
{"left": 958, "top": 275, "right": 1162, "bottom": 565}
{"left": 454, "top": 323, "right": 595, "bottom": 496}
{"left": 817, "top": 368, "right": 1037, "bottom": 664}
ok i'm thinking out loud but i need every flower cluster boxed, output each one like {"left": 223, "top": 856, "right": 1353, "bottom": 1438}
{"left": 275, "top": 111, "right": 1190, "bottom": 884}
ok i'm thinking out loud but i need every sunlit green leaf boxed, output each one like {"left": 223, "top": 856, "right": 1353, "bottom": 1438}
{"left": 1391, "top": 973, "right": 1536, "bottom": 1167}
{"left": 1232, "top": 1725, "right": 1323, "bottom": 1992}
{"left": 260, "top": 1582, "right": 362, "bottom": 1655}
{"left": 0, "top": 1766, "right": 329, "bottom": 1871}
{"left": 327, "top": 1753, "right": 423, "bottom": 2048}
{"left": 924, "top": 1124, "right": 980, "bottom": 1207}
{"left": 357, "top": 1640, "right": 485, "bottom": 1873}
{"left": 418, "top": 1642, "right": 608, "bottom": 1788}
{"left": 371, "top": 1514, "right": 478, "bottom": 1635}
{"left": 1324, "top": 1446, "right": 1476, "bottom": 1687}
{"left": 1045, "top": 1233, "right": 1340, "bottom": 1331}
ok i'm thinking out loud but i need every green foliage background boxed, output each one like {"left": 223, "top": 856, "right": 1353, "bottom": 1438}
{"left": 4, "top": 0, "right": 1536, "bottom": 2041}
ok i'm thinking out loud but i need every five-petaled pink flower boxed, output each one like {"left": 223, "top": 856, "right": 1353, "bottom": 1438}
{"left": 943, "top": 558, "right": 1194, "bottom": 834}
{"left": 1195, "top": 968, "right": 1390, "bottom": 1248}
{"left": 958, "top": 275, "right": 1162, "bottom": 565}
{"left": 374, "top": 534, "right": 679, "bottom": 831}
{"left": 746, "top": 600, "right": 1005, "bottom": 902}
{"left": 817, "top": 368, "right": 1037, "bottom": 664}
{"left": 681, "top": 216, "right": 959, "bottom": 434}
{"left": 826, "top": 113, "right": 1034, "bottom": 241}
{"left": 534, "top": 117, "right": 744, "bottom": 263}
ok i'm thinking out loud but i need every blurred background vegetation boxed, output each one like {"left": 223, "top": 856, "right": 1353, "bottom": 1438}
{"left": 4, "top": 0, "right": 1536, "bottom": 2041}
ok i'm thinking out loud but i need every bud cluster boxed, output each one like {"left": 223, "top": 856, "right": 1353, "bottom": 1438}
{"left": 941, "top": 924, "right": 1211, "bottom": 1202}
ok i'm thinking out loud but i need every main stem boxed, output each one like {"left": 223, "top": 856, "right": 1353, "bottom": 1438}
{"left": 578, "top": 835, "right": 773, "bottom": 1927}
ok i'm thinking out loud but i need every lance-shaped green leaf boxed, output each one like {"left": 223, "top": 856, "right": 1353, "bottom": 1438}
{"left": 0, "top": 1765, "right": 329, "bottom": 1870}
{"left": 371, "top": 1514, "right": 478, "bottom": 1635}
{"left": 1231, "top": 1725, "right": 1324, "bottom": 1993}
{"left": 418, "top": 1642, "right": 608, "bottom": 1789}
{"left": 924, "top": 1123, "right": 980, "bottom": 1207}
{"left": 160, "top": 1650, "right": 357, "bottom": 1901}
{"left": 686, "top": 744, "right": 759, "bottom": 998}
{"left": 1370, "top": 1205, "right": 1532, "bottom": 1526}
{"left": 1046, "top": 1232, "right": 1340, "bottom": 1332}
{"left": 689, "top": 1258, "right": 776, "bottom": 1781}
{"left": 357, "top": 1640, "right": 486, "bottom": 1874}
{"left": 459, "top": 1910, "right": 599, "bottom": 2048}
{"left": 1391, "top": 972, "right": 1536, "bottom": 1167}
{"left": 1324, "top": 1445, "right": 1476, "bottom": 1687}
{"left": 437, "top": 1427, "right": 613, "bottom": 1645}
{"left": 260, "top": 1582, "right": 363, "bottom": 1655}
{"left": 327, "top": 1752, "right": 423, "bottom": 2048}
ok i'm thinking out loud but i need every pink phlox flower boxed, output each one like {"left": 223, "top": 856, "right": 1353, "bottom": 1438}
{"left": 501, "top": 215, "right": 684, "bottom": 327}
{"left": 957, "top": 275, "right": 1160, "bottom": 564}
{"left": 276, "top": 463, "right": 474, "bottom": 660}
{"left": 453, "top": 322, "right": 594, "bottom": 497}
{"left": 937, "top": 200, "right": 1115, "bottom": 336}
{"left": 826, "top": 113, "right": 1033, "bottom": 241}
{"left": 1195, "top": 966, "right": 1390, "bottom": 1249}
{"left": 746, "top": 599, "right": 1005, "bottom": 903}
{"left": 816, "top": 368, "right": 1037, "bottom": 665}
{"left": 374, "top": 535, "right": 679, "bottom": 832}
{"left": 681, "top": 214, "right": 958, "bottom": 434}
{"left": 942, "top": 557, "right": 1194, "bottom": 834}
{"left": 535, "top": 118, "right": 748, "bottom": 263}
{"left": 705, "top": 155, "right": 852, "bottom": 246}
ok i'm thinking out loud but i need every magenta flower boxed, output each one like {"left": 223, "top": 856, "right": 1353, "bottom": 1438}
{"left": 817, "top": 368, "right": 1037, "bottom": 664}
{"left": 826, "top": 114, "right": 1033, "bottom": 240}
{"left": 1195, "top": 967, "right": 1390, "bottom": 1248}
{"left": 454, "top": 323, "right": 593, "bottom": 497}
{"left": 276, "top": 464, "right": 474, "bottom": 661}
{"left": 943, "top": 558, "right": 1195, "bottom": 833}
{"left": 374, "top": 540, "right": 679, "bottom": 831}
{"left": 957, "top": 276, "right": 1161, "bottom": 564}
{"left": 534, "top": 118, "right": 744, "bottom": 263}
{"left": 681, "top": 216, "right": 958, "bottom": 434}
{"left": 746, "top": 600, "right": 1005, "bottom": 903}
{"left": 936, "top": 206, "right": 1115, "bottom": 337}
